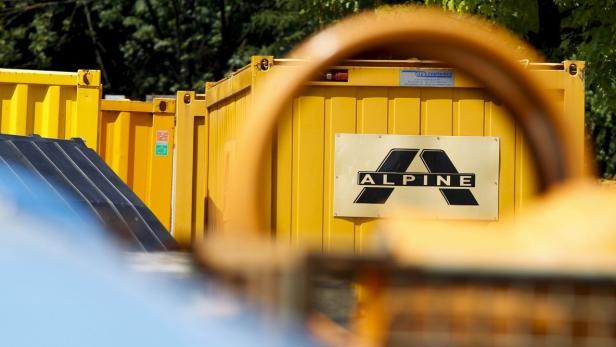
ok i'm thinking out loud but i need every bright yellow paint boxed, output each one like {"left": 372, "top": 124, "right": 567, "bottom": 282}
{"left": 323, "top": 88, "right": 356, "bottom": 253}
{"left": 99, "top": 98, "right": 176, "bottom": 230}
{"left": 206, "top": 60, "right": 269, "bottom": 237}
{"left": 204, "top": 57, "right": 586, "bottom": 253}
{"left": 0, "top": 68, "right": 101, "bottom": 149}
{"left": 355, "top": 88, "right": 388, "bottom": 254}
{"left": 171, "top": 91, "right": 208, "bottom": 246}
{"left": 275, "top": 100, "right": 294, "bottom": 245}
{"left": 292, "top": 89, "right": 326, "bottom": 251}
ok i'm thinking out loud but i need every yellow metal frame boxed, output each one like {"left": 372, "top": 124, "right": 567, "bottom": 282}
{"left": 99, "top": 97, "right": 176, "bottom": 230}
{"left": 172, "top": 91, "right": 208, "bottom": 246}
{"left": 0, "top": 68, "right": 101, "bottom": 149}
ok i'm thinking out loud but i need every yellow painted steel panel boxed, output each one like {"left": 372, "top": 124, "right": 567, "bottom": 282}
{"left": 485, "top": 100, "right": 516, "bottom": 217}
{"left": 192, "top": 116, "right": 208, "bottom": 242}
{"left": 204, "top": 58, "right": 586, "bottom": 253}
{"left": 99, "top": 109, "right": 131, "bottom": 181}
{"left": 99, "top": 98, "right": 175, "bottom": 231}
{"left": 0, "top": 68, "right": 79, "bottom": 85}
{"left": 148, "top": 107, "right": 175, "bottom": 230}
{"left": 10, "top": 84, "right": 29, "bottom": 134}
{"left": 206, "top": 90, "right": 252, "bottom": 235}
{"left": 206, "top": 106, "right": 218, "bottom": 234}
{"left": 387, "top": 88, "right": 420, "bottom": 135}
{"left": 75, "top": 83, "right": 101, "bottom": 149}
{"left": 563, "top": 61, "right": 586, "bottom": 175}
{"left": 0, "top": 68, "right": 101, "bottom": 149}
{"left": 291, "top": 89, "right": 326, "bottom": 250}
{"left": 355, "top": 88, "right": 388, "bottom": 254}
{"left": 41, "top": 86, "right": 61, "bottom": 137}
{"left": 128, "top": 111, "right": 151, "bottom": 199}
{"left": 453, "top": 89, "right": 484, "bottom": 136}
{"left": 421, "top": 89, "right": 453, "bottom": 136}
{"left": 514, "top": 126, "right": 538, "bottom": 213}
{"left": 323, "top": 88, "right": 357, "bottom": 253}
{"left": 275, "top": 101, "right": 294, "bottom": 245}
{"left": 172, "top": 91, "right": 208, "bottom": 246}
{"left": 207, "top": 104, "right": 222, "bottom": 234}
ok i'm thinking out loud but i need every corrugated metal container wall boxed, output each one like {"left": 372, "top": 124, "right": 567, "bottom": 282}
{"left": 205, "top": 56, "right": 585, "bottom": 253}
{"left": 99, "top": 98, "right": 176, "bottom": 230}
{"left": 171, "top": 91, "right": 208, "bottom": 246}
{"left": 0, "top": 69, "right": 101, "bottom": 149}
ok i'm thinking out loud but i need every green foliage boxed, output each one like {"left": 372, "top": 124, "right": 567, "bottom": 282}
{"left": 432, "top": 0, "right": 616, "bottom": 176}
{"left": 559, "top": 1, "right": 616, "bottom": 176}
{"left": 0, "top": 0, "right": 614, "bottom": 175}
{"left": 425, "top": 0, "right": 540, "bottom": 37}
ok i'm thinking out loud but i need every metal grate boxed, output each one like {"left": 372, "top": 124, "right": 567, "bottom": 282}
{"left": 385, "top": 272, "right": 616, "bottom": 347}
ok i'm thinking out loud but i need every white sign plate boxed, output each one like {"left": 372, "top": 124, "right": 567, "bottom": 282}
{"left": 400, "top": 69, "right": 454, "bottom": 87}
{"left": 334, "top": 134, "right": 500, "bottom": 220}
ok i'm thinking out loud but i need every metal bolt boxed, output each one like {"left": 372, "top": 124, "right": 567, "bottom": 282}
{"left": 183, "top": 93, "right": 191, "bottom": 104}
{"left": 259, "top": 58, "right": 270, "bottom": 71}
{"left": 569, "top": 63, "right": 577, "bottom": 76}
{"left": 159, "top": 101, "right": 167, "bottom": 112}
{"left": 82, "top": 72, "right": 90, "bottom": 85}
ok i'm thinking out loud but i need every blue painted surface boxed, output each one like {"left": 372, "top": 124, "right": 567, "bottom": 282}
{"left": 0, "top": 165, "right": 319, "bottom": 347}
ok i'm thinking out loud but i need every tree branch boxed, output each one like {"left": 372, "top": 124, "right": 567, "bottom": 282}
{"left": 143, "top": 0, "right": 164, "bottom": 38}
{"left": 82, "top": 1, "right": 110, "bottom": 89}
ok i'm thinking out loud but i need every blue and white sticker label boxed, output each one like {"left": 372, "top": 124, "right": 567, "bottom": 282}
{"left": 400, "top": 70, "right": 454, "bottom": 87}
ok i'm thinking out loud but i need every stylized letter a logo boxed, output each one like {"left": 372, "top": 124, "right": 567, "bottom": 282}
{"left": 353, "top": 148, "right": 478, "bottom": 205}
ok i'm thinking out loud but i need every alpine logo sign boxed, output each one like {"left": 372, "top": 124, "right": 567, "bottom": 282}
{"left": 334, "top": 134, "right": 499, "bottom": 220}
{"left": 355, "top": 149, "right": 478, "bottom": 205}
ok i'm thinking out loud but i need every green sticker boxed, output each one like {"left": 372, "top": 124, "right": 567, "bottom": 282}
{"left": 155, "top": 143, "right": 168, "bottom": 156}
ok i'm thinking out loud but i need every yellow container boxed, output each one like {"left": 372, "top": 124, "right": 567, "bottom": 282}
{"left": 99, "top": 98, "right": 176, "bottom": 230}
{"left": 207, "top": 57, "right": 585, "bottom": 251}
{"left": 0, "top": 68, "right": 101, "bottom": 149}
{"left": 171, "top": 91, "right": 208, "bottom": 246}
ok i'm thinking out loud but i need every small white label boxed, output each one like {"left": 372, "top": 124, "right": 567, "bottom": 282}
{"left": 400, "top": 70, "right": 454, "bottom": 87}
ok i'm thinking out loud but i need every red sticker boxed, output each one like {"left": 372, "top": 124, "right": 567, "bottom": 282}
{"left": 156, "top": 130, "right": 169, "bottom": 143}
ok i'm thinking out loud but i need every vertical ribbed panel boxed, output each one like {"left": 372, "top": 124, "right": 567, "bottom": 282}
{"left": 323, "top": 88, "right": 356, "bottom": 254}
{"left": 292, "top": 88, "right": 326, "bottom": 251}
